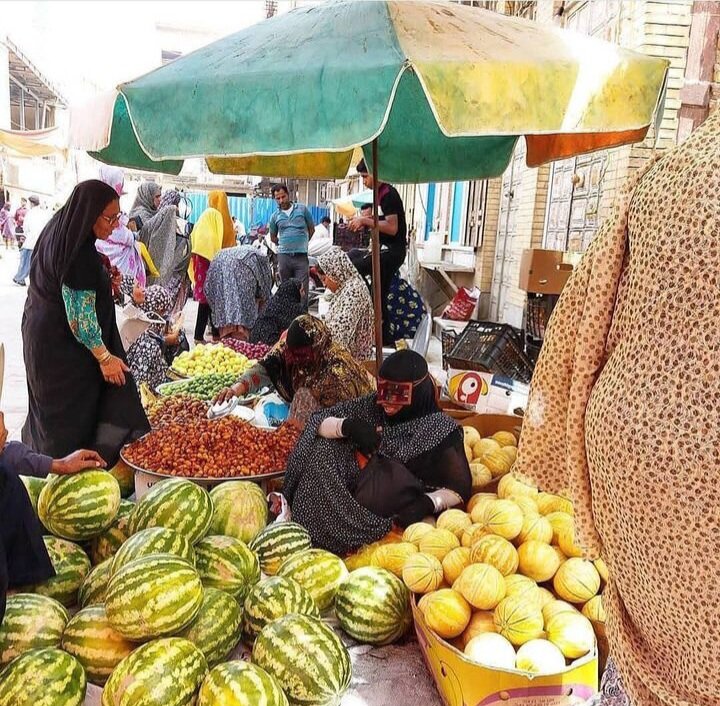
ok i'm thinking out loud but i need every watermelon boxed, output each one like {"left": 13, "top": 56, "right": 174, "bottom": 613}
{"left": 89, "top": 499, "right": 134, "bottom": 565}
{"left": 102, "top": 638, "right": 208, "bottom": 706}
{"left": 109, "top": 460, "right": 135, "bottom": 498}
{"left": 32, "top": 536, "right": 91, "bottom": 607}
{"left": 19, "top": 475, "right": 46, "bottom": 513}
{"left": 105, "top": 553, "right": 204, "bottom": 641}
{"left": 242, "top": 576, "right": 319, "bottom": 643}
{"left": 198, "top": 661, "right": 289, "bottom": 706}
{"left": 209, "top": 480, "right": 268, "bottom": 543}
{"left": 61, "top": 605, "right": 135, "bottom": 685}
{"left": 129, "top": 477, "right": 213, "bottom": 543}
{"left": 253, "top": 614, "right": 351, "bottom": 706}
{"left": 78, "top": 557, "right": 112, "bottom": 607}
{"left": 111, "top": 526, "right": 196, "bottom": 575}
{"left": 177, "top": 587, "right": 242, "bottom": 666}
{"left": 335, "top": 567, "right": 412, "bottom": 646}
{"left": 195, "top": 535, "right": 260, "bottom": 601}
{"left": 0, "top": 593, "right": 68, "bottom": 666}
{"left": 249, "top": 522, "right": 312, "bottom": 576}
{"left": 278, "top": 549, "right": 349, "bottom": 612}
{"left": 38, "top": 470, "right": 121, "bottom": 541}
{"left": 0, "top": 647, "right": 86, "bottom": 706}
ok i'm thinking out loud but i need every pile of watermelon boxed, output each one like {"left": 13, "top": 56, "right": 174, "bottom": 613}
{"left": 1, "top": 471, "right": 414, "bottom": 706}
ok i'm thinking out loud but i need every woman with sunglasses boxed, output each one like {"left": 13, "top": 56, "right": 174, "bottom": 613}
{"left": 282, "top": 350, "right": 471, "bottom": 555}
{"left": 22, "top": 180, "right": 149, "bottom": 465}
{"left": 214, "top": 314, "right": 373, "bottom": 425}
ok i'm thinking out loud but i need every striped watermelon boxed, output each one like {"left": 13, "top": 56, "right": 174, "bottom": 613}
{"left": 129, "top": 477, "right": 213, "bottom": 543}
{"left": 252, "top": 614, "right": 351, "bottom": 706}
{"left": 198, "top": 661, "right": 289, "bottom": 706}
{"left": 89, "top": 499, "right": 134, "bottom": 565}
{"left": 32, "top": 536, "right": 91, "bottom": 607}
{"left": 195, "top": 535, "right": 260, "bottom": 601}
{"left": 61, "top": 605, "right": 135, "bottom": 686}
{"left": 78, "top": 557, "right": 112, "bottom": 607}
{"left": 109, "top": 460, "right": 135, "bottom": 498}
{"left": 278, "top": 549, "right": 349, "bottom": 612}
{"left": 102, "top": 638, "right": 208, "bottom": 706}
{"left": 335, "top": 567, "right": 412, "bottom": 645}
{"left": 0, "top": 647, "right": 86, "bottom": 706}
{"left": 177, "top": 587, "right": 241, "bottom": 666}
{"left": 0, "top": 594, "right": 68, "bottom": 666}
{"left": 111, "top": 526, "right": 196, "bottom": 575}
{"left": 208, "top": 481, "right": 268, "bottom": 543}
{"left": 19, "top": 475, "right": 46, "bottom": 514}
{"left": 249, "top": 522, "right": 312, "bottom": 576}
{"left": 105, "top": 553, "right": 204, "bottom": 641}
{"left": 242, "top": 576, "right": 319, "bottom": 643}
{"left": 38, "top": 470, "right": 121, "bottom": 541}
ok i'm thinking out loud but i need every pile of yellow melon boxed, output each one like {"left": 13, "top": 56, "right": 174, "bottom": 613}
{"left": 462, "top": 426, "right": 518, "bottom": 491}
{"left": 372, "top": 472, "right": 608, "bottom": 677}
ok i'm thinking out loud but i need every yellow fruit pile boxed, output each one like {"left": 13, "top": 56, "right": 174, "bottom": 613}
{"left": 371, "top": 472, "right": 608, "bottom": 676}
{"left": 172, "top": 344, "right": 255, "bottom": 378}
{"left": 462, "top": 427, "right": 518, "bottom": 491}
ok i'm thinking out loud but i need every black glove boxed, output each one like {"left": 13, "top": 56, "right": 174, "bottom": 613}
{"left": 341, "top": 417, "right": 380, "bottom": 456}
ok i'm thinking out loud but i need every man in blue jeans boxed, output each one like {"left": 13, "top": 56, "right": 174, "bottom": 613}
{"left": 269, "top": 184, "right": 314, "bottom": 308}
{"left": 13, "top": 195, "right": 47, "bottom": 287}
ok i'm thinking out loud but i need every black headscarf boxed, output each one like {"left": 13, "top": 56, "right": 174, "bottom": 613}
{"left": 249, "top": 280, "right": 306, "bottom": 346}
{"left": 378, "top": 350, "right": 439, "bottom": 425}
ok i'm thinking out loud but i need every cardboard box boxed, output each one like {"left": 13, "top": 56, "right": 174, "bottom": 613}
{"left": 412, "top": 599, "right": 599, "bottom": 706}
{"left": 519, "top": 249, "right": 574, "bottom": 295}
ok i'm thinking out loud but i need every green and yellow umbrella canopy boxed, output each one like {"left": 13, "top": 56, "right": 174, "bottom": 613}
{"left": 71, "top": 0, "right": 668, "bottom": 181}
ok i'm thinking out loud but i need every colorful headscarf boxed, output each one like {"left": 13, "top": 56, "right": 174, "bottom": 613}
{"left": 98, "top": 166, "right": 125, "bottom": 197}
{"left": 208, "top": 191, "right": 235, "bottom": 249}
{"left": 160, "top": 189, "right": 182, "bottom": 209}
{"left": 188, "top": 208, "right": 224, "bottom": 284}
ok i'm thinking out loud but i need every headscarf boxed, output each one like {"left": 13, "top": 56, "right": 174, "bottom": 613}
{"left": 98, "top": 166, "right": 125, "bottom": 197}
{"left": 250, "top": 279, "right": 305, "bottom": 346}
{"left": 130, "top": 182, "right": 160, "bottom": 220}
{"left": 208, "top": 191, "right": 236, "bottom": 249}
{"left": 160, "top": 189, "right": 181, "bottom": 209}
{"left": 261, "top": 315, "right": 374, "bottom": 407}
{"left": 378, "top": 350, "right": 438, "bottom": 425}
{"left": 188, "top": 208, "right": 223, "bottom": 284}
{"left": 318, "top": 247, "right": 375, "bottom": 360}
{"left": 139, "top": 284, "right": 172, "bottom": 335}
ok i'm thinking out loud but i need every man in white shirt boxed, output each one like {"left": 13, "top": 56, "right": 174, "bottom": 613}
{"left": 308, "top": 216, "right": 333, "bottom": 259}
{"left": 13, "top": 195, "right": 50, "bottom": 286}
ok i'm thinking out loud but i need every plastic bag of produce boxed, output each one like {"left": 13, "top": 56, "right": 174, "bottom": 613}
{"left": 117, "top": 303, "right": 165, "bottom": 351}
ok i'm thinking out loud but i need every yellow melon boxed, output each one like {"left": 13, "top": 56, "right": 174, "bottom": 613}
{"left": 493, "top": 595, "right": 544, "bottom": 646}
{"left": 422, "top": 588, "right": 471, "bottom": 639}
{"left": 469, "top": 463, "right": 493, "bottom": 491}
{"left": 460, "top": 610, "right": 496, "bottom": 648}
{"left": 436, "top": 509, "right": 472, "bottom": 539}
{"left": 371, "top": 542, "right": 419, "bottom": 578}
{"left": 461, "top": 523, "right": 481, "bottom": 548}
{"left": 557, "top": 524, "right": 583, "bottom": 559}
{"left": 553, "top": 558, "right": 600, "bottom": 603}
{"left": 594, "top": 558, "right": 609, "bottom": 585}
{"left": 466, "top": 492, "right": 497, "bottom": 516}
{"left": 454, "top": 563, "right": 506, "bottom": 610}
{"left": 536, "top": 587, "right": 556, "bottom": 609}
{"left": 402, "top": 522, "right": 435, "bottom": 546}
{"left": 464, "top": 633, "right": 516, "bottom": 670}
{"left": 546, "top": 511, "right": 574, "bottom": 544}
{"left": 500, "top": 446, "right": 518, "bottom": 465}
{"left": 442, "top": 547, "right": 472, "bottom": 586}
{"left": 510, "top": 495, "right": 539, "bottom": 518}
{"left": 417, "top": 592, "right": 433, "bottom": 614}
{"left": 418, "top": 528, "right": 460, "bottom": 561}
{"left": 515, "top": 639, "right": 566, "bottom": 675}
{"left": 469, "top": 494, "right": 498, "bottom": 523}
{"left": 463, "top": 426, "right": 482, "bottom": 448}
{"left": 581, "top": 595, "right": 606, "bottom": 623}
{"left": 498, "top": 475, "right": 538, "bottom": 499}
{"left": 551, "top": 545, "right": 567, "bottom": 564}
{"left": 470, "top": 535, "right": 519, "bottom": 576}
{"left": 402, "top": 552, "right": 444, "bottom": 594}
{"left": 545, "top": 611, "right": 595, "bottom": 659}
{"left": 542, "top": 600, "right": 579, "bottom": 624}
{"left": 536, "top": 492, "right": 574, "bottom": 516}
{"left": 491, "top": 430, "right": 517, "bottom": 448}
{"left": 517, "top": 540, "right": 562, "bottom": 583}
{"left": 517, "top": 514, "right": 553, "bottom": 544}
{"left": 503, "top": 574, "right": 540, "bottom": 605}
{"left": 481, "top": 450, "right": 513, "bottom": 478}
{"left": 476, "top": 499, "right": 524, "bottom": 540}
{"left": 473, "top": 438, "right": 501, "bottom": 459}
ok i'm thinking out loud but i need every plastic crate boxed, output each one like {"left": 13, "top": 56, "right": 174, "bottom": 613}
{"left": 445, "top": 321, "right": 534, "bottom": 385}
{"left": 525, "top": 293, "right": 560, "bottom": 341}
{"left": 333, "top": 224, "right": 370, "bottom": 252}
{"left": 441, "top": 329, "right": 459, "bottom": 370}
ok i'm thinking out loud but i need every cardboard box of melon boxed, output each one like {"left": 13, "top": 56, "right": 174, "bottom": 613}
{"left": 370, "top": 414, "right": 607, "bottom": 706}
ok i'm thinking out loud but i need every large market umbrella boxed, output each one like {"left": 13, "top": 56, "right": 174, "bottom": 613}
{"left": 71, "top": 0, "right": 668, "bottom": 367}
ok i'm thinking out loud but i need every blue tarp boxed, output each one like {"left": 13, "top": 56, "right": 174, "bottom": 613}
{"left": 184, "top": 192, "right": 329, "bottom": 230}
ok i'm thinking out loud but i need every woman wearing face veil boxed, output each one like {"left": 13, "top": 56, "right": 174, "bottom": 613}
{"left": 283, "top": 350, "right": 471, "bottom": 555}
{"left": 21, "top": 180, "right": 149, "bottom": 465}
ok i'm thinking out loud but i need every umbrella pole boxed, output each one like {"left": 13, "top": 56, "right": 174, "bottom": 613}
{"left": 371, "top": 139, "right": 384, "bottom": 374}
